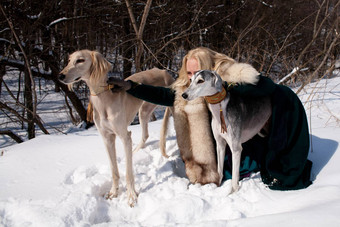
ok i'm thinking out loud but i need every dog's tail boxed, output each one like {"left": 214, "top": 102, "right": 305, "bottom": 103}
{"left": 159, "top": 107, "right": 172, "bottom": 158}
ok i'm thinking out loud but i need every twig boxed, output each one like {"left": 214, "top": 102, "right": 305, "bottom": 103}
{"left": 296, "top": 33, "right": 339, "bottom": 94}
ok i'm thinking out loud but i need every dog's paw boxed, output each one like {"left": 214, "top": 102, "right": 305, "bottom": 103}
{"left": 231, "top": 184, "right": 240, "bottom": 193}
{"left": 105, "top": 191, "right": 118, "bottom": 200}
{"left": 105, "top": 187, "right": 119, "bottom": 200}
{"left": 127, "top": 189, "right": 138, "bottom": 207}
{"left": 218, "top": 174, "right": 223, "bottom": 186}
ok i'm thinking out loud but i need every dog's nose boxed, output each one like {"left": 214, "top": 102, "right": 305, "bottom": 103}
{"left": 182, "top": 93, "right": 188, "bottom": 99}
{"left": 58, "top": 73, "right": 65, "bottom": 81}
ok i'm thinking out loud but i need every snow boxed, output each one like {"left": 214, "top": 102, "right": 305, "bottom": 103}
{"left": 1, "top": 76, "right": 340, "bottom": 226}
{"left": 278, "top": 67, "right": 308, "bottom": 84}
{"left": 47, "top": 17, "right": 68, "bottom": 29}
{"left": 27, "top": 13, "right": 41, "bottom": 20}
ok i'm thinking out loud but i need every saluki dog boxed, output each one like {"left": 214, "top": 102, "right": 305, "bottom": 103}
{"left": 59, "top": 50, "right": 174, "bottom": 206}
{"left": 182, "top": 70, "right": 271, "bottom": 192}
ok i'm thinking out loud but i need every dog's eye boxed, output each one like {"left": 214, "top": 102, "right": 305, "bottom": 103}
{"left": 76, "top": 59, "right": 85, "bottom": 64}
{"left": 197, "top": 79, "right": 204, "bottom": 84}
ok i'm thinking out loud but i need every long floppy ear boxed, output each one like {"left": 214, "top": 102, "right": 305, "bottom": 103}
{"left": 212, "top": 71, "right": 223, "bottom": 91}
{"left": 67, "top": 83, "right": 74, "bottom": 91}
{"left": 89, "top": 51, "right": 112, "bottom": 81}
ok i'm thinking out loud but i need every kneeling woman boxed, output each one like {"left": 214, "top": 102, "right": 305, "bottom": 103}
{"left": 108, "top": 47, "right": 312, "bottom": 190}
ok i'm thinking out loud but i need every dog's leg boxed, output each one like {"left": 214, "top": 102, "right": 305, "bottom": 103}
{"left": 216, "top": 138, "right": 227, "bottom": 186}
{"left": 100, "top": 132, "right": 120, "bottom": 199}
{"left": 119, "top": 130, "right": 138, "bottom": 207}
{"left": 133, "top": 102, "right": 156, "bottom": 153}
{"left": 230, "top": 144, "right": 242, "bottom": 193}
{"left": 159, "top": 107, "right": 172, "bottom": 158}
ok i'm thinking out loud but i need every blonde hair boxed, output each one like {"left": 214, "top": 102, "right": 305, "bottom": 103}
{"left": 174, "top": 47, "right": 235, "bottom": 88}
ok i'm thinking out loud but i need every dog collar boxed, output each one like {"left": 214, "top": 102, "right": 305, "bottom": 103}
{"left": 90, "top": 84, "right": 115, "bottom": 96}
{"left": 204, "top": 87, "right": 227, "bottom": 104}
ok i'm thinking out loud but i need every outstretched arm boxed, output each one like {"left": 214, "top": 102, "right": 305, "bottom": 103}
{"left": 107, "top": 78, "right": 175, "bottom": 107}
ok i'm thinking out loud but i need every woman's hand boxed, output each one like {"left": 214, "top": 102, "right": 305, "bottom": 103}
{"left": 107, "top": 77, "right": 132, "bottom": 92}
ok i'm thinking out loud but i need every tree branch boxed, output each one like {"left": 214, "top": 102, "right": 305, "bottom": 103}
{"left": 125, "top": 0, "right": 139, "bottom": 35}
{"left": 0, "top": 130, "right": 24, "bottom": 143}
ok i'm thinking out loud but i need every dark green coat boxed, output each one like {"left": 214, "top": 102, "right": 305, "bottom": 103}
{"left": 127, "top": 76, "right": 312, "bottom": 190}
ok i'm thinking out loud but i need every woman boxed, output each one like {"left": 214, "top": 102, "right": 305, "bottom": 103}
{"left": 108, "top": 47, "right": 312, "bottom": 190}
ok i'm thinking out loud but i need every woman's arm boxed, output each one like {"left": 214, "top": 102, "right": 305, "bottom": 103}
{"left": 126, "top": 81, "right": 175, "bottom": 107}
{"left": 107, "top": 77, "right": 176, "bottom": 106}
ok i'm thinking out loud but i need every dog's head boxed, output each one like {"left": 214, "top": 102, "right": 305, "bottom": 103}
{"left": 59, "top": 50, "right": 112, "bottom": 85}
{"left": 182, "top": 70, "right": 223, "bottom": 101}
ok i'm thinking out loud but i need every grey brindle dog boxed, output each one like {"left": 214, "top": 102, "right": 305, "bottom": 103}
{"left": 182, "top": 70, "right": 271, "bottom": 192}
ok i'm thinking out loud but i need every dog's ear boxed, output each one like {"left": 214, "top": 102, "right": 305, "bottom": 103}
{"left": 212, "top": 71, "right": 223, "bottom": 91}
{"left": 90, "top": 51, "right": 113, "bottom": 80}
{"left": 67, "top": 84, "right": 74, "bottom": 91}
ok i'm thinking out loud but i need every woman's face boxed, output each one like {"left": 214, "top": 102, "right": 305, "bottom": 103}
{"left": 186, "top": 57, "right": 200, "bottom": 80}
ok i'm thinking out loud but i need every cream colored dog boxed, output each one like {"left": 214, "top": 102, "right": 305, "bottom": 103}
{"left": 59, "top": 50, "right": 174, "bottom": 206}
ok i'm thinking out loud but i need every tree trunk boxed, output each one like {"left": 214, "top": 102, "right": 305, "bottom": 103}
{"left": 24, "top": 69, "right": 35, "bottom": 139}
{"left": 125, "top": 0, "right": 153, "bottom": 72}
{"left": 122, "top": 17, "right": 134, "bottom": 77}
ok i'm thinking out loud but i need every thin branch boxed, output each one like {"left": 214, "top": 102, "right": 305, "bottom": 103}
{"left": 125, "top": 0, "right": 139, "bottom": 35}
{"left": 296, "top": 32, "right": 339, "bottom": 94}
{"left": 0, "top": 101, "right": 27, "bottom": 123}
{"left": 142, "top": 1, "right": 245, "bottom": 67}
{"left": 296, "top": 0, "right": 339, "bottom": 65}
{"left": 138, "top": 0, "right": 153, "bottom": 39}
{"left": 265, "top": 12, "right": 315, "bottom": 76}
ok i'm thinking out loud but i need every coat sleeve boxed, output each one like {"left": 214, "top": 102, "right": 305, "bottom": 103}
{"left": 229, "top": 75, "right": 276, "bottom": 97}
{"left": 126, "top": 81, "right": 176, "bottom": 107}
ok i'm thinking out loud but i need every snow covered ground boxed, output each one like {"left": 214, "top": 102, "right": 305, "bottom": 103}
{"left": 1, "top": 76, "right": 340, "bottom": 226}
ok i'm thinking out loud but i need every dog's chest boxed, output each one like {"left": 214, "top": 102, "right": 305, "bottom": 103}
{"left": 208, "top": 101, "right": 228, "bottom": 122}
{"left": 208, "top": 101, "right": 231, "bottom": 139}
{"left": 91, "top": 98, "right": 117, "bottom": 123}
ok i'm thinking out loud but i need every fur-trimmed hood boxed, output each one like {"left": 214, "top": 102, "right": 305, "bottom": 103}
{"left": 216, "top": 62, "right": 260, "bottom": 85}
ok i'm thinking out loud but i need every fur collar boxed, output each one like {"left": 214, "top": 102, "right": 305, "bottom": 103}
{"left": 216, "top": 62, "right": 260, "bottom": 85}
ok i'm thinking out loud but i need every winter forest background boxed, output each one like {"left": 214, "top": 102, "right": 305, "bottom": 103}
{"left": 0, "top": 0, "right": 339, "bottom": 147}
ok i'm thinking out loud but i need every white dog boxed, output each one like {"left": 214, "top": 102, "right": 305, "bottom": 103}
{"left": 59, "top": 50, "right": 174, "bottom": 206}
{"left": 182, "top": 70, "right": 271, "bottom": 192}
